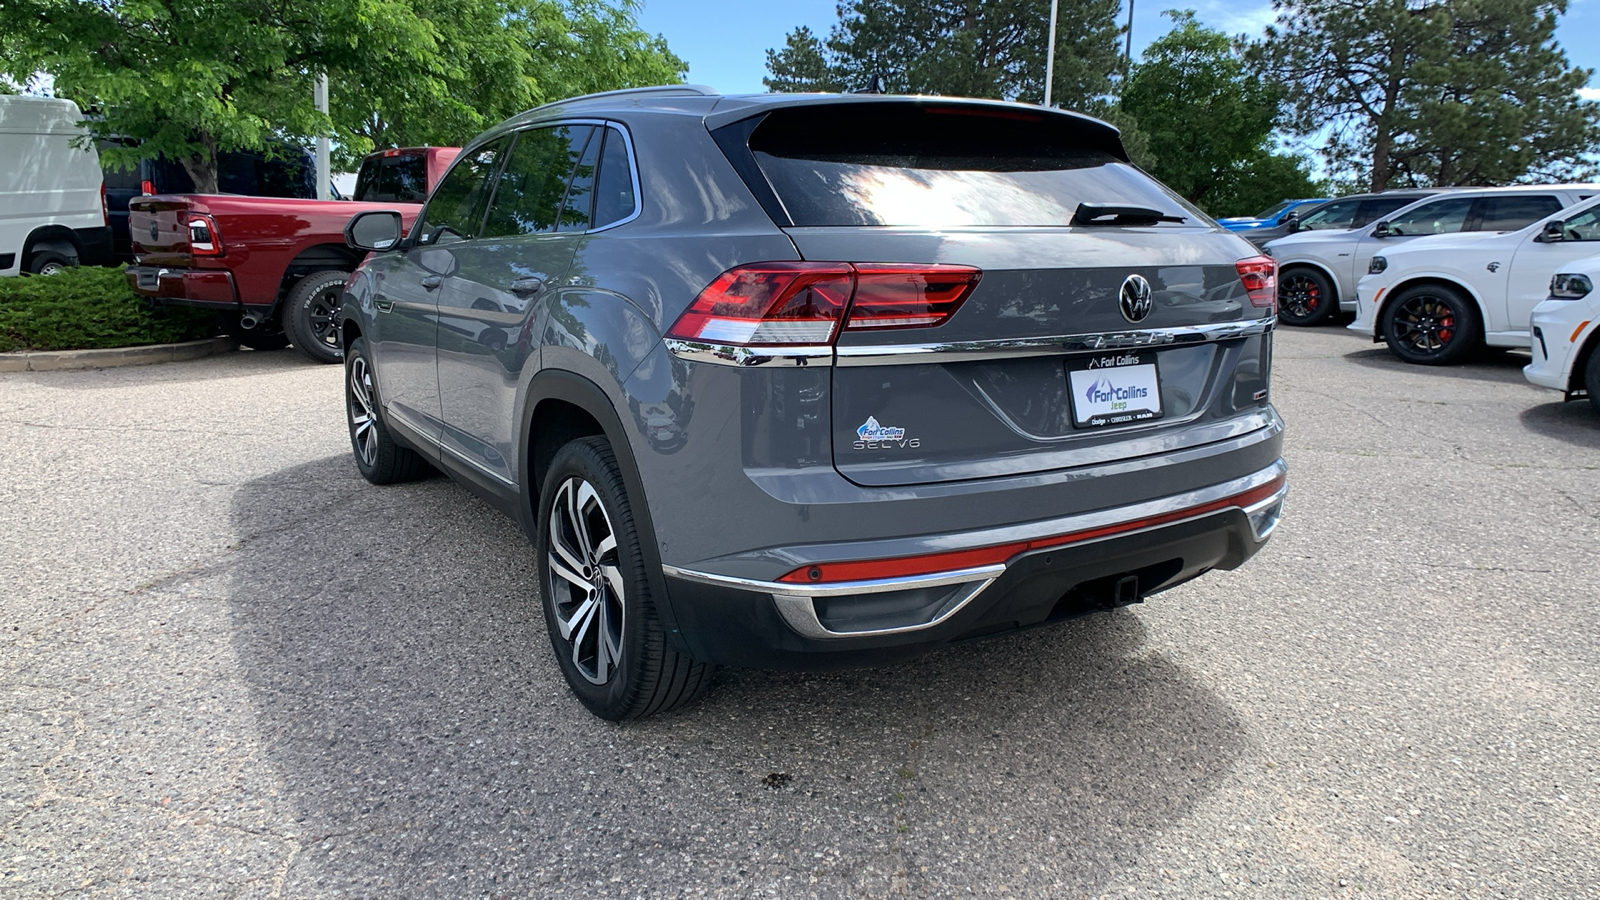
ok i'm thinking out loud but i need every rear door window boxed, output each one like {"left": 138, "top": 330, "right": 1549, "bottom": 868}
{"left": 1474, "top": 195, "right": 1563, "bottom": 232}
{"left": 356, "top": 155, "right": 431, "bottom": 203}
{"left": 417, "top": 137, "right": 510, "bottom": 244}
{"left": 1386, "top": 196, "right": 1476, "bottom": 236}
{"left": 732, "top": 104, "right": 1195, "bottom": 228}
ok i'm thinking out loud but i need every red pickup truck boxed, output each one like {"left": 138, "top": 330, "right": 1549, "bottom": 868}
{"left": 126, "top": 146, "right": 457, "bottom": 363}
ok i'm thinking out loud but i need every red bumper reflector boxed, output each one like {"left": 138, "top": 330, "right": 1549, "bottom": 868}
{"left": 777, "top": 475, "right": 1287, "bottom": 585}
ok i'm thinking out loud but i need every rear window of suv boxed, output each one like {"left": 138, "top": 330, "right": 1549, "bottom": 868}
{"left": 737, "top": 104, "right": 1198, "bottom": 228}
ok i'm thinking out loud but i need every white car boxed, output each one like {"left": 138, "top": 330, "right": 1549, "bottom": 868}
{"left": 1349, "top": 197, "right": 1600, "bottom": 364}
{"left": 1525, "top": 254, "right": 1600, "bottom": 413}
{"left": 1264, "top": 185, "right": 1600, "bottom": 327}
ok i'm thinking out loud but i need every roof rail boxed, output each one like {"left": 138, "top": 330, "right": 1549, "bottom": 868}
{"left": 534, "top": 84, "right": 719, "bottom": 111}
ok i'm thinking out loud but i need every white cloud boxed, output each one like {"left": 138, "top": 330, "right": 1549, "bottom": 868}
{"left": 1580, "top": 87, "right": 1600, "bottom": 102}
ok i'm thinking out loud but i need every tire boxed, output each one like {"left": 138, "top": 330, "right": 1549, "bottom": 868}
{"left": 1277, "top": 267, "right": 1336, "bottom": 326}
{"left": 1381, "top": 283, "right": 1481, "bottom": 365}
{"left": 27, "top": 250, "right": 76, "bottom": 275}
{"left": 284, "top": 269, "right": 349, "bottom": 364}
{"left": 1586, "top": 345, "right": 1600, "bottom": 417}
{"left": 345, "top": 337, "right": 430, "bottom": 484}
{"left": 537, "top": 437, "right": 713, "bottom": 720}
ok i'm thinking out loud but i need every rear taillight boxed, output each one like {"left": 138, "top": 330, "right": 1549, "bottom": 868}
{"left": 666, "top": 262, "right": 981, "bottom": 346}
{"left": 1236, "top": 256, "right": 1277, "bottom": 312}
{"left": 100, "top": 183, "right": 108, "bottom": 226}
{"left": 188, "top": 215, "right": 223, "bottom": 256}
{"left": 140, "top": 179, "right": 155, "bottom": 196}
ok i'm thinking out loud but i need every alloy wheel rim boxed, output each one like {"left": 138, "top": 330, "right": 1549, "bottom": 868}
{"left": 547, "top": 476, "right": 625, "bottom": 685}
{"left": 309, "top": 287, "right": 341, "bottom": 348}
{"left": 1281, "top": 275, "right": 1320, "bottom": 319}
{"left": 348, "top": 357, "right": 378, "bottom": 466}
{"left": 1392, "top": 295, "right": 1456, "bottom": 355}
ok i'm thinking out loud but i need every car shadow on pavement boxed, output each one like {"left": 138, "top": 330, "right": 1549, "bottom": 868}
{"left": 1518, "top": 401, "right": 1600, "bottom": 447}
{"left": 225, "top": 455, "right": 1247, "bottom": 898}
{"left": 1340, "top": 346, "right": 1534, "bottom": 385}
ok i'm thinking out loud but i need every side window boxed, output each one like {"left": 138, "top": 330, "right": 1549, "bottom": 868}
{"left": 1474, "top": 195, "right": 1562, "bottom": 232}
{"left": 556, "top": 132, "right": 602, "bottom": 233}
{"left": 1386, "top": 196, "right": 1476, "bottom": 235}
{"left": 1560, "top": 206, "right": 1600, "bottom": 241}
{"left": 418, "top": 138, "right": 509, "bottom": 243}
{"left": 592, "top": 127, "right": 638, "bottom": 228}
{"left": 1354, "top": 197, "right": 1414, "bottom": 228}
{"left": 1296, "top": 199, "right": 1360, "bottom": 231}
{"left": 480, "top": 126, "right": 593, "bottom": 239}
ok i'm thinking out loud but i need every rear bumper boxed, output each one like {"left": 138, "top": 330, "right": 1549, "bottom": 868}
{"left": 661, "top": 460, "right": 1286, "bottom": 670}
{"left": 126, "top": 265, "right": 240, "bottom": 310}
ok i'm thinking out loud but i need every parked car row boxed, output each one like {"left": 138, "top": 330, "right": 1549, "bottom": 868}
{"left": 1252, "top": 181, "right": 1600, "bottom": 414}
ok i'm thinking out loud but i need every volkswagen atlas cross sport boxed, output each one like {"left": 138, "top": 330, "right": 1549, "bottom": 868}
{"left": 339, "top": 86, "right": 1288, "bottom": 720}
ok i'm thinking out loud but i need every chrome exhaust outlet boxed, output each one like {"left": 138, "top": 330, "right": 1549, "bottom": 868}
{"left": 238, "top": 315, "right": 260, "bottom": 330}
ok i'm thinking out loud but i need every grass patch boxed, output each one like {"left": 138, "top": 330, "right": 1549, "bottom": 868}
{"left": 0, "top": 266, "right": 218, "bottom": 352}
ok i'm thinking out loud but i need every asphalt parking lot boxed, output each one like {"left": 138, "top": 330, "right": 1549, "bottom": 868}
{"left": 2, "top": 326, "right": 1598, "bottom": 899}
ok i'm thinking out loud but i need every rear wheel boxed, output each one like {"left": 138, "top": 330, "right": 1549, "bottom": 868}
{"left": 345, "top": 336, "right": 429, "bottom": 484}
{"left": 27, "top": 250, "right": 75, "bottom": 275}
{"left": 538, "top": 437, "right": 712, "bottom": 720}
{"left": 1277, "top": 267, "right": 1336, "bottom": 326}
{"left": 1381, "top": 283, "right": 1480, "bottom": 365}
{"left": 285, "top": 269, "right": 349, "bottom": 364}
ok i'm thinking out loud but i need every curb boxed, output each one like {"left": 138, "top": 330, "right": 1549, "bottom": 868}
{"left": 0, "top": 336, "right": 238, "bottom": 373}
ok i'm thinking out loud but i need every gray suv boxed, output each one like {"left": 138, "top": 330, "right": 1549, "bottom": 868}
{"left": 340, "top": 86, "right": 1288, "bottom": 720}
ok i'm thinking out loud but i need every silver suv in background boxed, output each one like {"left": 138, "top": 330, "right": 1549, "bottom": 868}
{"left": 1266, "top": 185, "right": 1600, "bottom": 326}
{"left": 339, "top": 87, "right": 1288, "bottom": 720}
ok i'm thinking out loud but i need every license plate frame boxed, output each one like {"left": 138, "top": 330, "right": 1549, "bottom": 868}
{"left": 1067, "top": 352, "right": 1164, "bottom": 429}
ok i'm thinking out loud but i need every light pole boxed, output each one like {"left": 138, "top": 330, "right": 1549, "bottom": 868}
{"left": 1044, "top": 0, "right": 1059, "bottom": 107}
{"left": 1124, "top": 0, "right": 1136, "bottom": 70}
{"left": 315, "top": 73, "right": 330, "bottom": 201}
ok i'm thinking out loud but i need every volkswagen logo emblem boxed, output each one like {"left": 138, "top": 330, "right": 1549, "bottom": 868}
{"left": 149, "top": 221, "right": 160, "bottom": 242}
{"left": 1119, "top": 274, "right": 1153, "bottom": 323}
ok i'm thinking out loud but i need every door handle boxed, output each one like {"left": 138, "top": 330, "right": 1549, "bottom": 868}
{"left": 421, "top": 275, "right": 443, "bottom": 290}
{"left": 510, "top": 275, "right": 545, "bottom": 297}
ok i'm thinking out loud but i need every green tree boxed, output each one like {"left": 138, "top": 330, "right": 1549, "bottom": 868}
{"left": 1119, "top": 10, "right": 1320, "bottom": 214}
{"left": 0, "top": 0, "right": 684, "bottom": 190}
{"left": 764, "top": 0, "right": 1123, "bottom": 110}
{"left": 764, "top": 26, "right": 845, "bottom": 93}
{"left": 1250, "top": 0, "right": 1600, "bottom": 190}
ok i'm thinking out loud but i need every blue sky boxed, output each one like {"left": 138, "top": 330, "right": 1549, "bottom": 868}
{"left": 635, "top": 0, "right": 1600, "bottom": 99}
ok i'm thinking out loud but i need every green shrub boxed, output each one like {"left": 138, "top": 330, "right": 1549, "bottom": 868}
{"left": 0, "top": 266, "right": 219, "bottom": 352}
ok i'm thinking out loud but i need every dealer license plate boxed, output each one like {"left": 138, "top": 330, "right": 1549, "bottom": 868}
{"left": 1067, "top": 353, "right": 1163, "bottom": 428}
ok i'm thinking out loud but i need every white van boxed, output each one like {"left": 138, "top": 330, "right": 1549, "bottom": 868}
{"left": 0, "top": 95, "right": 112, "bottom": 275}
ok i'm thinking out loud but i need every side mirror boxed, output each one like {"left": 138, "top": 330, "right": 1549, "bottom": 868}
{"left": 1371, "top": 220, "right": 1392, "bottom": 238}
{"left": 1285, "top": 216, "right": 1304, "bottom": 233}
{"left": 1537, "top": 220, "right": 1565, "bottom": 243}
{"left": 345, "top": 210, "right": 404, "bottom": 252}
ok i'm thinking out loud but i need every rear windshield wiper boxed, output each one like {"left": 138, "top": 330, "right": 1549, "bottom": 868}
{"left": 1071, "top": 203, "right": 1186, "bottom": 227}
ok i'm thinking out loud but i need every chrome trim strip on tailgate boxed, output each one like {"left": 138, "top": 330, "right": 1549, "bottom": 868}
{"left": 666, "top": 317, "right": 1275, "bottom": 368}
{"left": 834, "top": 316, "right": 1275, "bottom": 367}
